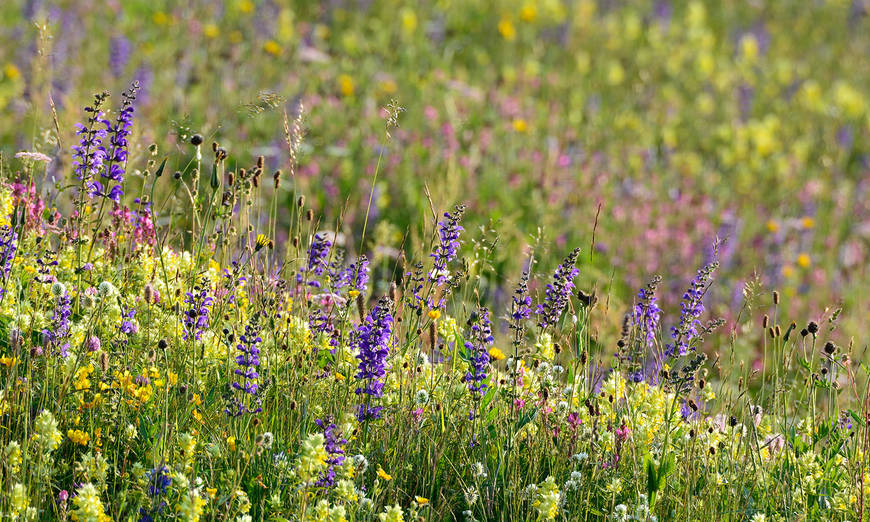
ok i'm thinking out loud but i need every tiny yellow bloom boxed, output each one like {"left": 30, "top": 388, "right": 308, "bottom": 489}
{"left": 781, "top": 265, "right": 795, "bottom": 278}
{"left": 227, "top": 436, "right": 236, "bottom": 452}
{"left": 203, "top": 23, "right": 219, "bottom": 39}
{"left": 766, "top": 220, "right": 779, "bottom": 233}
{"left": 488, "top": 347, "right": 506, "bottom": 361}
{"left": 498, "top": 17, "right": 516, "bottom": 41}
{"left": 263, "top": 40, "right": 282, "bottom": 56}
{"left": 520, "top": 4, "right": 537, "bottom": 22}
{"left": 377, "top": 466, "right": 392, "bottom": 481}
{"left": 797, "top": 253, "right": 811, "bottom": 268}
{"left": 206, "top": 487, "right": 217, "bottom": 499}
{"left": 338, "top": 74, "right": 355, "bottom": 97}
{"left": 238, "top": 0, "right": 255, "bottom": 14}
{"left": 415, "top": 496, "right": 429, "bottom": 505}
{"left": 153, "top": 11, "right": 169, "bottom": 25}
{"left": 349, "top": 290, "right": 361, "bottom": 298}
{"left": 512, "top": 118, "right": 528, "bottom": 132}
{"left": 427, "top": 310, "right": 441, "bottom": 321}
{"left": 3, "top": 64, "right": 20, "bottom": 81}
{"left": 801, "top": 216, "right": 815, "bottom": 229}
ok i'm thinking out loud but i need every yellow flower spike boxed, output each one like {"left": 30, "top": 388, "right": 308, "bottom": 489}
{"left": 227, "top": 436, "right": 236, "bottom": 452}
{"left": 377, "top": 466, "right": 392, "bottom": 481}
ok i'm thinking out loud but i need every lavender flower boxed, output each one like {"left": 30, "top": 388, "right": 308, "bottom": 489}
{"left": 354, "top": 297, "right": 393, "bottom": 422}
{"left": 666, "top": 262, "right": 718, "bottom": 357}
{"left": 633, "top": 277, "right": 662, "bottom": 350}
{"left": 183, "top": 278, "right": 213, "bottom": 341}
{"left": 429, "top": 205, "right": 465, "bottom": 284}
{"left": 109, "top": 36, "right": 131, "bottom": 77}
{"left": 120, "top": 306, "right": 137, "bottom": 336}
{"left": 42, "top": 293, "right": 72, "bottom": 357}
{"left": 345, "top": 255, "right": 369, "bottom": 294}
{"left": 94, "top": 83, "right": 138, "bottom": 203}
{"left": 0, "top": 226, "right": 18, "bottom": 296}
{"left": 464, "top": 307, "right": 494, "bottom": 397}
{"left": 229, "top": 312, "right": 263, "bottom": 416}
{"left": 71, "top": 93, "right": 109, "bottom": 195}
{"left": 508, "top": 271, "right": 532, "bottom": 348}
{"left": 303, "top": 233, "right": 332, "bottom": 288}
{"left": 538, "top": 248, "right": 581, "bottom": 330}
{"left": 314, "top": 419, "right": 347, "bottom": 487}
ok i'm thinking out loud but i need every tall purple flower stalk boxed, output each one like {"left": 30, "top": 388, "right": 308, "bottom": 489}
{"left": 429, "top": 205, "right": 465, "bottom": 285}
{"left": 354, "top": 297, "right": 393, "bottom": 422}
{"left": 314, "top": 419, "right": 347, "bottom": 487}
{"left": 464, "top": 307, "right": 494, "bottom": 397}
{"left": 303, "top": 233, "right": 332, "bottom": 288}
{"left": 538, "top": 248, "right": 581, "bottom": 330}
{"left": 94, "top": 83, "right": 138, "bottom": 203}
{"left": 43, "top": 293, "right": 72, "bottom": 357}
{"left": 508, "top": 271, "right": 532, "bottom": 348}
{"left": 345, "top": 255, "right": 369, "bottom": 294}
{"left": 0, "top": 226, "right": 18, "bottom": 297}
{"left": 229, "top": 313, "right": 263, "bottom": 416}
{"left": 183, "top": 278, "right": 213, "bottom": 341}
{"left": 666, "top": 262, "right": 718, "bottom": 357}
{"left": 72, "top": 93, "right": 110, "bottom": 196}
{"left": 633, "top": 279, "right": 662, "bottom": 350}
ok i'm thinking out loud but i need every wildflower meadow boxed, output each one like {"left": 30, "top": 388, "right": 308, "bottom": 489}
{"left": 2, "top": 1, "right": 870, "bottom": 521}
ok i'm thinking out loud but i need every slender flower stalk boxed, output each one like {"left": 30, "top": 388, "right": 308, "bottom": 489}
{"left": 182, "top": 278, "right": 213, "bottom": 341}
{"left": 354, "top": 297, "right": 393, "bottom": 422}
{"left": 429, "top": 205, "right": 465, "bottom": 285}
{"left": 229, "top": 312, "right": 263, "bottom": 416}
{"left": 538, "top": 248, "right": 580, "bottom": 330}
{"left": 666, "top": 261, "right": 718, "bottom": 357}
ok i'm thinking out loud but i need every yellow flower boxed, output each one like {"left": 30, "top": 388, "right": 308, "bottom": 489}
{"left": 153, "top": 11, "right": 169, "bottom": 25}
{"left": 801, "top": 216, "right": 815, "bottom": 229}
{"left": 349, "top": 290, "right": 361, "bottom": 298}
{"left": 520, "top": 4, "right": 537, "bottom": 22}
{"left": 263, "top": 40, "right": 282, "bottom": 56}
{"left": 227, "top": 436, "right": 236, "bottom": 452}
{"left": 766, "top": 220, "right": 779, "bottom": 233}
{"left": 203, "top": 23, "right": 219, "bottom": 39}
{"left": 3, "top": 64, "right": 20, "bottom": 81}
{"left": 0, "top": 355, "right": 17, "bottom": 368}
{"left": 68, "top": 429, "right": 90, "bottom": 446}
{"left": 498, "top": 17, "right": 516, "bottom": 41}
{"left": 488, "top": 347, "right": 506, "bottom": 361}
{"left": 512, "top": 118, "right": 528, "bottom": 132}
{"left": 377, "top": 466, "right": 392, "bottom": 481}
{"left": 401, "top": 8, "right": 418, "bottom": 34}
{"left": 415, "top": 496, "right": 429, "bottom": 506}
{"left": 797, "top": 253, "right": 811, "bottom": 268}
{"left": 427, "top": 309, "right": 441, "bottom": 320}
{"left": 237, "top": 0, "right": 255, "bottom": 14}
{"left": 338, "top": 74, "right": 355, "bottom": 97}
{"left": 781, "top": 265, "right": 795, "bottom": 278}
{"left": 206, "top": 487, "right": 217, "bottom": 499}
